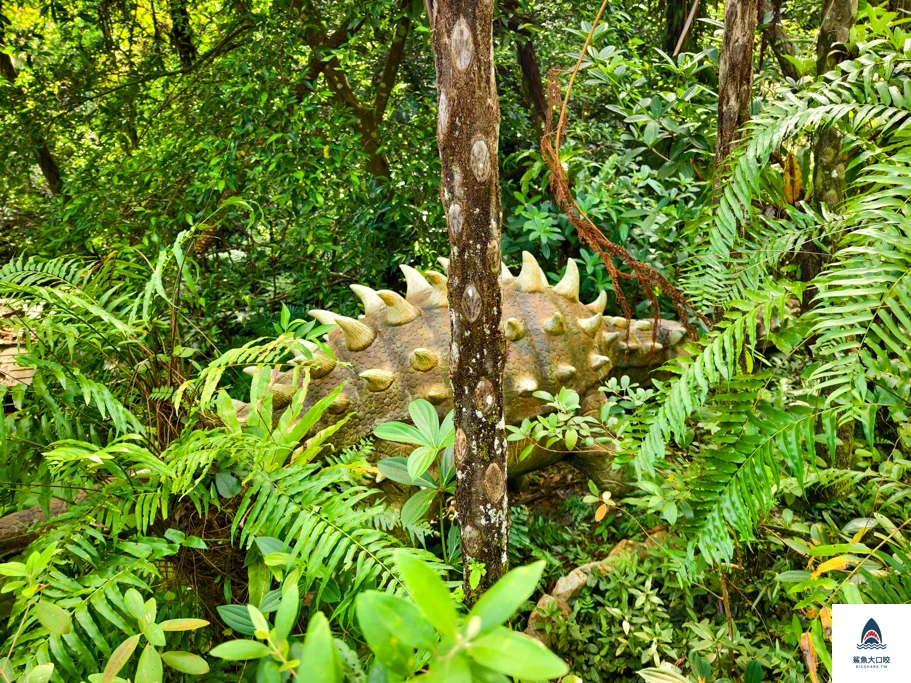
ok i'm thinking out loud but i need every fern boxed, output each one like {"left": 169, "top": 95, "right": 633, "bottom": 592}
{"left": 634, "top": 287, "right": 793, "bottom": 474}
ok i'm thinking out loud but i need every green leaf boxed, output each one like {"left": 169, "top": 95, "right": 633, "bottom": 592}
{"left": 273, "top": 576, "right": 300, "bottom": 643}
{"left": 744, "top": 660, "right": 763, "bottom": 683}
{"left": 355, "top": 592, "right": 417, "bottom": 676}
{"left": 409, "top": 399, "right": 440, "bottom": 445}
{"left": 401, "top": 488, "right": 437, "bottom": 528}
{"left": 662, "top": 500, "right": 678, "bottom": 526}
{"left": 357, "top": 592, "right": 436, "bottom": 649}
{"left": 209, "top": 639, "right": 271, "bottom": 660}
{"left": 637, "top": 668, "right": 692, "bottom": 683}
{"left": 135, "top": 644, "right": 163, "bottom": 683}
{"left": 468, "top": 627, "right": 568, "bottom": 679}
{"left": 35, "top": 600, "right": 72, "bottom": 635}
{"left": 407, "top": 445, "right": 438, "bottom": 482}
{"left": 23, "top": 664, "right": 54, "bottom": 683}
{"left": 374, "top": 421, "right": 426, "bottom": 446}
{"left": 426, "top": 653, "right": 472, "bottom": 682}
{"left": 103, "top": 634, "right": 141, "bottom": 682}
{"left": 377, "top": 457, "right": 436, "bottom": 488}
{"left": 161, "top": 651, "right": 211, "bottom": 675}
{"left": 394, "top": 551, "right": 457, "bottom": 637}
{"left": 158, "top": 618, "right": 210, "bottom": 631}
{"left": 215, "top": 472, "right": 242, "bottom": 498}
{"left": 141, "top": 620, "right": 166, "bottom": 647}
{"left": 468, "top": 560, "right": 545, "bottom": 635}
{"left": 124, "top": 588, "right": 145, "bottom": 620}
{"left": 297, "top": 612, "right": 342, "bottom": 683}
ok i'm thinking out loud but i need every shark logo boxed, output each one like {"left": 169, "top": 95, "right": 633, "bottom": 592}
{"left": 857, "top": 618, "right": 887, "bottom": 650}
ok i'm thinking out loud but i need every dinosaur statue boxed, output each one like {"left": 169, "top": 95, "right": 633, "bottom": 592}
{"left": 238, "top": 252, "right": 688, "bottom": 490}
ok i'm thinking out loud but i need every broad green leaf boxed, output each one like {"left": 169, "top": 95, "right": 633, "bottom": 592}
{"left": 159, "top": 618, "right": 209, "bottom": 631}
{"left": 401, "top": 488, "right": 437, "bottom": 528}
{"left": 744, "top": 660, "right": 763, "bottom": 683}
{"left": 103, "top": 634, "right": 141, "bottom": 682}
{"left": 297, "top": 612, "right": 342, "bottom": 683}
{"left": 209, "top": 639, "right": 271, "bottom": 660}
{"left": 135, "top": 644, "right": 163, "bottom": 683}
{"left": 662, "top": 500, "right": 678, "bottom": 526}
{"left": 637, "top": 668, "right": 692, "bottom": 683}
{"left": 357, "top": 593, "right": 436, "bottom": 649}
{"left": 394, "top": 551, "right": 457, "bottom": 637}
{"left": 426, "top": 653, "right": 471, "bottom": 682}
{"left": 35, "top": 600, "right": 72, "bottom": 635}
{"left": 161, "top": 651, "right": 211, "bottom": 674}
{"left": 273, "top": 577, "right": 300, "bottom": 643}
{"left": 409, "top": 399, "right": 440, "bottom": 445}
{"left": 467, "top": 560, "right": 545, "bottom": 635}
{"left": 377, "top": 457, "right": 436, "bottom": 488}
{"left": 374, "top": 421, "right": 426, "bottom": 446}
{"left": 124, "top": 589, "right": 145, "bottom": 620}
{"left": 23, "top": 663, "right": 54, "bottom": 683}
{"left": 407, "top": 445, "right": 438, "bottom": 482}
{"left": 355, "top": 592, "right": 417, "bottom": 676}
{"left": 468, "top": 627, "right": 568, "bottom": 679}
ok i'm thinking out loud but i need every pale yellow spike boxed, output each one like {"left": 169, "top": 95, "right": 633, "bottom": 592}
{"left": 501, "top": 262, "right": 515, "bottom": 283}
{"left": 350, "top": 285, "right": 386, "bottom": 316}
{"left": 504, "top": 318, "right": 525, "bottom": 341}
{"left": 555, "top": 365, "right": 577, "bottom": 383}
{"left": 437, "top": 256, "right": 450, "bottom": 274}
{"left": 400, "top": 264, "right": 434, "bottom": 299}
{"left": 607, "top": 316, "right": 629, "bottom": 329}
{"left": 513, "top": 251, "right": 548, "bottom": 292}
{"left": 360, "top": 369, "right": 395, "bottom": 391}
{"left": 410, "top": 348, "right": 440, "bottom": 372}
{"left": 230, "top": 399, "right": 247, "bottom": 412}
{"left": 377, "top": 290, "right": 421, "bottom": 325}
{"left": 269, "top": 383, "right": 297, "bottom": 408}
{"left": 425, "top": 383, "right": 450, "bottom": 405}
{"left": 309, "top": 309, "right": 337, "bottom": 326}
{"left": 328, "top": 392, "right": 351, "bottom": 414}
{"left": 590, "top": 354, "right": 612, "bottom": 371}
{"left": 577, "top": 312, "right": 603, "bottom": 337}
{"left": 515, "top": 375, "right": 539, "bottom": 398}
{"left": 586, "top": 290, "right": 607, "bottom": 314}
{"left": 633, "top": 320, "right": 652, "bottom": 332}
{"left": 543, "top": 311, "right": 565, "bottom": 335}
{"left": 306, "top": 354, "right": 336, "bottom": 378}
{"left": 424, "top": 270, "right": 449, "bottom": 307}
{"left": 553, "top": 258, "right": 580, "bottom": 301}
{"left": 334, "top": 315, "right": 376, "bottom": 351}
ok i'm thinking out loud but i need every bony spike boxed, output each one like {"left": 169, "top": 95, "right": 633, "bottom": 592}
{"left": 513, "top": 251, "right": 548, "bottom": 292}
{"left": 400, "top": 264, "right": 434, "bottom": 299}
{"left": 377, "top": 290, "right": 421, "bottom": 325}
{"left": 350, "top": 285, "right": 386, "bottom": 316}
{"left": 359, "top": 369, "right": 394, "bottom": 391}
{"left": 553, "top": 258, "right": 580, "bottom": 301}
{"left": 585, "top": 290, "right": 607, "bottom": 314}
{"left": 334, "top": 315, "right": 376, "bottom": 351}
{"left": 577, "top": 312, "right": 603, "bottom": 337}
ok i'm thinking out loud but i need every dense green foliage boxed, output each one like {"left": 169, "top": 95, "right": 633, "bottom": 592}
{"left": 2, "top": 0, "right": 911, "bottom": 680}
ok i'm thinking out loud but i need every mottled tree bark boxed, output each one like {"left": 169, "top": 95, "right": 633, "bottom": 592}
{"left": 762, "top": 0, "right": 800, "bottom": 81}
{"left": 428, "top": 0, "right": 508, "bottom": 599}
{"left": 169, "top": 0, "right": 197, "bottom": 68}
{"left": 715, "top": 0, "right": 759, "bottom": 173}
{"left": 0, "top": 12, "right": 64, "bottom": 196}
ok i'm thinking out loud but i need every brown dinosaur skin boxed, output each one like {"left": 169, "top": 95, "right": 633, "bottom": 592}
{"left": 245, "top": 253, "right": 687, "bottom": 488}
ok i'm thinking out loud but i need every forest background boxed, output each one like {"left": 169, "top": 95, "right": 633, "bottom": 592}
{"left": 1, "top": 0, "right": 911, "bottom": 679}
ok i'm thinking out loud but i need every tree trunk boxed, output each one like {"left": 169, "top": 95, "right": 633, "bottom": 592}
{"left": 428, "top": 0, "right": 508, "bottom": 600}
{"left": 515, "top": 36, "right": 546, "bottom": 140}
{"left": 762, "top": 0, "right": 800, "bottom": 81}
{"left": 715, "top": 0, "right": 759, "bottom": 173}
{"left": 169, "top": 0, "right": 197, "bottom": 68}
{"left": 0, "top": 15, "right": 64, "bottom": 197}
